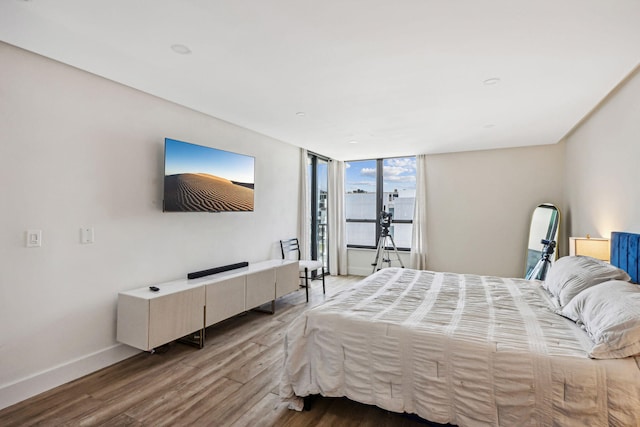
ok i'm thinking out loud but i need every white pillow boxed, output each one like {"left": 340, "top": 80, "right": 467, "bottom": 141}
{"left": 561, "top": 280, "right": 640, "bottom": 359}
{"left": 543, "top": 256, "right": 630, "bottom": 308}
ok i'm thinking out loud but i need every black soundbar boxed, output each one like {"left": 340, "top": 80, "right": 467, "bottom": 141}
{"left": 187, "top": 261, "right": 249, "bottom": 280}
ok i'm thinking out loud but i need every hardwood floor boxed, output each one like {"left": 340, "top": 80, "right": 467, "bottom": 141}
{"left": 0, "top": 275, "right": 432, "bottom": 427}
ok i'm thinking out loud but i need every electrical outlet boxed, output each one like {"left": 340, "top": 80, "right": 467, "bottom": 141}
{"left": 26, "top": 229, "right": 42, "bottom": 247}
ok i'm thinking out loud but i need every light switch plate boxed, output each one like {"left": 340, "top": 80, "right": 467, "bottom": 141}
{"left": 80, "top": 227, "right": 94, "bottom": 244}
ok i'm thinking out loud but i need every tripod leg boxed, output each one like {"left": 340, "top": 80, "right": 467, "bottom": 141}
{"left": 380, "top": 236, "right": 390, "bottom": 270}
{"left": 372, "top": 234, "right": 385, "bottom": 274}
{"left": 539, "top": 259, "right": 552, "bottom": 281}
{"left": 387, "top": 234, "right": 405, "bottom": 268}
{"left": 376, "top": 236, "right": 388, "bottom": 272}
{"left": 527, "top": 256, "right": 548, "bottom": 280}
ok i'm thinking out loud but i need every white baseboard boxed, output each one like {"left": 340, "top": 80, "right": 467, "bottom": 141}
{"left": 0, "top": 344, "right": 140, "bottom": 411}
{"left": 347, "top": 266, "right": 373, "bottom": 276}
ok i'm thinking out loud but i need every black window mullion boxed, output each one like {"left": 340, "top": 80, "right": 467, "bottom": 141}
{"left": 309, "top": 155, "right": 318, "bottom": 261}
{"left": 375, "top": 158, "right": 383, "bottom": 245}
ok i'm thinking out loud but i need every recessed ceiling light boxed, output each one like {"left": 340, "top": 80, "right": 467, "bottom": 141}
{"left": 171, "top": 44, "right": 192, "bottom": 55}
{"left": 348, "top": 140, "right": 358, "bottom": 144}
{"left": 483, "top": 77, "right": 501, "bottom": 86}
{"left": 296, "top": 112, "right": 306, "bottom": 117}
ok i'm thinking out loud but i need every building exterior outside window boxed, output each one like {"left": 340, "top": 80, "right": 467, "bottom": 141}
{"left": 345, "top": 157, "right": 416, "bottom": 250}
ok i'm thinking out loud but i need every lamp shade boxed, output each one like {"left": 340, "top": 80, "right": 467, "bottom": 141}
{"left": 569, "top": 237, "right": 610, "bottom": 261}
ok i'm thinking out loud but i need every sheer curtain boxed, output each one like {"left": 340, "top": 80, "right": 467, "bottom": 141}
{"left": 298, "top": 148, "right": 311, "bottom": 259}
{"left": 328, "top": 160, "right": 348, "bottom": 275}
{"left": 410, "top": 154, "right": 428, "bottom": 269}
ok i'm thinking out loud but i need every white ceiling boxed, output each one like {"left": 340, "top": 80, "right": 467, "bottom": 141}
{"left": 1, "top": 1, "right": 639, "bottom": 160}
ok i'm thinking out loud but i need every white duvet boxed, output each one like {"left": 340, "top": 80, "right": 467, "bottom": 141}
{"left": 280, "top": 268, "right": 640, "bottom": 426}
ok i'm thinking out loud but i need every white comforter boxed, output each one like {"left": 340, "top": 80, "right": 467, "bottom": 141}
{"left": 280, "top": 268, "right": 640, "bottom": 426}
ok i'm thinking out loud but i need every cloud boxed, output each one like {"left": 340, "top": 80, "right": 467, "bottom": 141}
{"left": 385, "top": 175, "right": 416, "bottom": 183}
{"left": 383, "top": 158, "right": 416, "bottom": 177}
{"left": 360, "top": 167, "right": 376, "bottom": 177}
{"left": 383, "top": 165, "right": 411, "bottom": 176}
{"left": 347, "top": 157, "right": 417, "bottom": 191}
{"left": 386, "top": 158, "right": 416, "bottom": 169}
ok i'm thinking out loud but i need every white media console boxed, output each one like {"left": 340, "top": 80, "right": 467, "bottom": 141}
{"left": 116, "top": 259, "right": 299, "bottom": 351}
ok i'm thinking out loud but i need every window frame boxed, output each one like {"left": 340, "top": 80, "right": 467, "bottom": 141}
{"left": 345, "top": 157, "right": 415, "bottom": 251}
{"left": 308, "top": 152, "right": 329, "bottom": 274}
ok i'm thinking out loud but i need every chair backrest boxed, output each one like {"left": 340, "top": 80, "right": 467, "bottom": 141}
{"left": 280, "top": 238, "right": 301, "bottom": 261}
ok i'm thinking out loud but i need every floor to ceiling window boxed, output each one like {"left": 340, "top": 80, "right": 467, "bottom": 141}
{"left": 308, "top": 153, "right": 329, "bottom": 274}
{"left": 345, "top": 157, "right": 416, "bottom": 250}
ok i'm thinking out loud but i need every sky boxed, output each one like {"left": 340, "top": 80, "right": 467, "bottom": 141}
{"left": 164, "top": 138, "right": 255, "bottom": 184}
{"left": 345, "top": 157, "right": 416, "bottom": 197}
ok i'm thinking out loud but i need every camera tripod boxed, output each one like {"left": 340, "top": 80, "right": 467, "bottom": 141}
{"left": 526, "top": 239, "right": 556, "bottom": 281}
{"left": 371, "top": 220, "right": 405, "bottom": 273}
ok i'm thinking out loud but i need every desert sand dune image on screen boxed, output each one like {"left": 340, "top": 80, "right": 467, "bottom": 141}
{"left": 164, "top": 173, "right": 254, "bottom": 212}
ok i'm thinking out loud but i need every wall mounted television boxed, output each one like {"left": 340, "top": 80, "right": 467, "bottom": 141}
{"left": 163, "top": 138, "right": 255, "bottom": 212}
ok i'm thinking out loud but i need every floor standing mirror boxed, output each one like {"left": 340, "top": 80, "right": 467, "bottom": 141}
{"left": 524, "top": 203, "right": 560, "bottom": 280}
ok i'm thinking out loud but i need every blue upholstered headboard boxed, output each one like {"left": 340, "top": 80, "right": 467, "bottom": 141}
{"left": 611, "top": 231, "right": 640, "bottom": 284}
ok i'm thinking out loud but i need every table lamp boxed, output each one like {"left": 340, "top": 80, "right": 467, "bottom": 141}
{"left": 569, "top": 235, "right": 610, "bottom": 262}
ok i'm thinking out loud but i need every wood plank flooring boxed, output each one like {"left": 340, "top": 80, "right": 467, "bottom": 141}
{"left": 0, "top": 275, "right": 434, "bottom": 427}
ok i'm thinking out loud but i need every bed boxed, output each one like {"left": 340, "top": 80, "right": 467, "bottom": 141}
{"left": 280, "top": 232, "right": 640, "bottom": 426}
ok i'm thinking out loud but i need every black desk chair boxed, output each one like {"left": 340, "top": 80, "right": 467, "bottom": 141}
{"left": 280, "top": 238, "right": 325, "bottom": 302}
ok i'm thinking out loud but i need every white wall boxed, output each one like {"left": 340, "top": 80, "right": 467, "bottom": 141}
{"left": 347, "top": 144, "right": 566, "bottom": 278}
{"left": 425, "top": 144, "right": 565, "bottom": 278}
{"left": 564, "top": 66, "right": 640, "bottom": 237}
{"left": 0, "top": 42, "right": 301, "bottom": 409}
